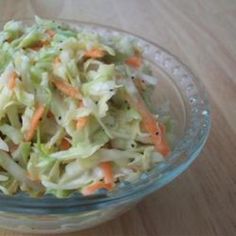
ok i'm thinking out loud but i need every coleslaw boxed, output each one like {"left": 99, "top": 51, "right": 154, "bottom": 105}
{"left": 0, "top": 17, "right": 171, "bottom": 197}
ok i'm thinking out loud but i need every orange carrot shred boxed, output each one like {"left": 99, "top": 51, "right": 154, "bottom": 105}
{"left": 125, "top": 55, "right": 142, "bottom": 68}
{"left": 29, "top": 39, "right": 51, "bottom": 51}
{"left": 158, "top": 123, "right": 171, "bottom": 156}
{"left": 59, "top": 138, "right": 71, "bottom": 150}
{"left": 125, "top": 93, "right": 170, "bottom": 156}
{"left": 140, "top": 106, "right": 170, "bottom": 156}
{"left": 24, "top": 104, "right": 45, "bottom": 142}
{"left": 100, "top": 162, "right": 113, "bottom": 184}
{"left": 7, "top": 72, "right": 18, "bottom": 90}
{"left": 53, "top": 79, "right": 82, "bottom": 100}
{"left": 82, "top": 181, "right": 112, "bottom": 196}
{"left": 30, "top": 41, "right": 44, "bottom": 51}
{"left": 76, "top": 117, "right": 88, "bottom": 130}
{"left": 84, "top": 48, "right": 105, "bottom": 58}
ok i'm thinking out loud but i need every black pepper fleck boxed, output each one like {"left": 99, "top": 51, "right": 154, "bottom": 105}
{"left": 131, "top": 144, "right": 135, "bottom": 148}
{"left": 131, "top": 76, "right": 135, "bottom": 80}
{"left": 95, "top": 101, "right": 98, "bottom": 105}
{"left": 155, "top": 131, "right": 159, "bottom": 135}
{"left": 58, "top": 116, "right": 62, "bottom": 120}
{"left": 59, "top": 48, "right": 63, "bottom": 51}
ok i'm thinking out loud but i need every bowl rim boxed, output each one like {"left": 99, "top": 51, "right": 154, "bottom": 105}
{"left": 0, "top": 18, "right": 211, "bottom": 215}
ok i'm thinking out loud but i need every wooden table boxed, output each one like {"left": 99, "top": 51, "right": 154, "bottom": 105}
{"left": 0, "top": 0, "right": 235, "bottom": 235}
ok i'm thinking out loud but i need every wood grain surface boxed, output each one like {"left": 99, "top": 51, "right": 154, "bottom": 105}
{"left": 0, "top": 0, "right": 235, "bottom": 235}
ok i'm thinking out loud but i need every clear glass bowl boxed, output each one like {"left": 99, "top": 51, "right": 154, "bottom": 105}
{"left": 0, "top": 19, "right": 211, "bottom": 234}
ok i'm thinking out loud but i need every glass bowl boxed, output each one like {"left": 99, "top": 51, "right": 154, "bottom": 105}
{"left": 0, "top": 19, "right": 211, "bottom": 234}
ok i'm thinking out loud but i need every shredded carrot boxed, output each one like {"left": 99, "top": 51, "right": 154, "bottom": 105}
{"left": 45, "top": 29, "right": 56, "bottom": 38}
{"left": 53, "top": 79, "right": 82, "bottom": 100}
{"left": 59, "top": 138, "right": 71, "bottom": 150}
{"left": 29, "top": 39, "right": 51, "bottom": 51}
{"left": 7, "top": 72, "right": 18, "bottom": 90}
{"left": 82, "top": 181, "right": 112, "bottom": 196}
{"left": 100, "top": 162, "right": 113, "bottom": 184}
{"left": 125, "top": 55, "right": 142, "bottom": 69}
{"left": 126, "top": 93, "right": 170, "bottom": 156}
{"left": 76, "top": 116, "right": 88, "bottom": 130}
{"left": 142, "top": 112, "right": 170, "bottom": 156}
{"left": 28, "top": 30, "right": 55, "bottom": 51}
{"left": 30, "top": 41, "right": 44, "bottom": 51}
{"left": 139, "top": 103, "right": 170, "bottom": 156}
{"left": 84, "top": 48, "right": 105, "bottom": 58}
{"left": 24, "top": 104, "right": 45, "bottom": 142}
{"left": 158, "top": 123, "right": 171, "bottom": 156}
{"left": 74, "top": 102, "right": 87, "bottom": 130}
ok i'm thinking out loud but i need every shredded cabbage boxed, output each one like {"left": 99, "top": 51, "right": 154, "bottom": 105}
{"left": 0, "top": 137, "right": 9, "bottom": 152}
{"left": 0, "top": 17, "right": 172, "bottom": 197}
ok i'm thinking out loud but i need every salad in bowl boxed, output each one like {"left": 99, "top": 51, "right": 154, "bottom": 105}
{"left": 0, "top": 17, "right": 172, "bottom": 198}
{"left": 0, "top": 17, "right": 210, "bottom": 233}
